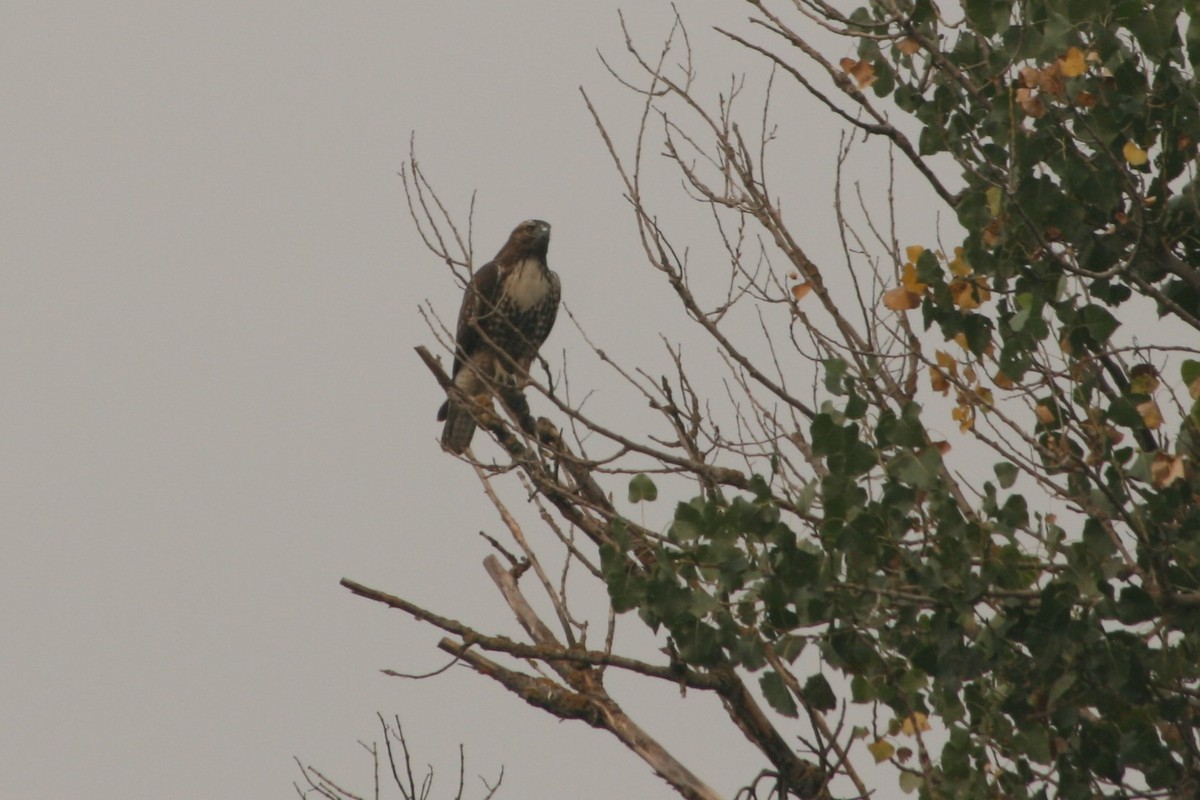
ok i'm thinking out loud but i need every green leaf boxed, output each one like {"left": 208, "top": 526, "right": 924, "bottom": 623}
{"left": 994, "top": 461, "right": 1018, "bottom": 489}
{"left": 1182, "top": 359, "right": 1200, "bottom": 386}
{"left": 1116, "top": 585, "right": 1158, "bottom": 624}
{"left": 759, "top": 670, "right": 799, "bottom": 717}
{"left": 775, "top": 634, "right": 806, "bottom": 663}
{"left": 898, "top": 770, "right": 923, "bottom": 794}
{"left": 801, "top": 673, "right": 837, "bottom": 711}
{"left": 1016, "top": 726, "right": 1052, "bottom": 765}
{"left": 628, "top": 473, "right": 658, "bottom": 503}
{"left": 886, "top": 448, "right": 944, "bottom": 490}
{"left": 1067, "top": 304, "right": 1120, "bottom": 351}
{"left": 876, "top": 402, "right": 926, "bottom": 447}
{"left": 823, "top": 358, "right": 850, "bottom": 395}
{"left": 867, "top": 737, "right": 895, "bottom": 763}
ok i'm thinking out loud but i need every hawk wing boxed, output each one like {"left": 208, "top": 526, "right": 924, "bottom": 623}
{"left": 449, "top": 259, "right": 501, "bottom": 381}
{"left": 437, "top": 261, "right": 504, "bottom": 453}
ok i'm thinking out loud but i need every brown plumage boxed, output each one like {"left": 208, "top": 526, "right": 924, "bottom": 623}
{"left": 437, "top": 219, "right": 560, "bottom": 453}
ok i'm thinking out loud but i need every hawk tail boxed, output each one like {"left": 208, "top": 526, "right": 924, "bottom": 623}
{"left": 438, "top": 400, "right": 476, "bottom": 454}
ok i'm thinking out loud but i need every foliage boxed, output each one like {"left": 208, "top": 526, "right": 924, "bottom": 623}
{"left": 354, "top": 2, "right": 1200, "bottom": 799}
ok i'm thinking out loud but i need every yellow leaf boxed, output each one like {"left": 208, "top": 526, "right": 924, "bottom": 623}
{"left": 983, "top": 219, "right": 1003, "bottom": 247}
{"left": 954, "top": 332, "right": 970, "bottom": 350}
{"left": 1137, "top": 399, "right": 1163, "bottom": 430}
{"left": 952, "top": 404, "right": 974, "bottom": 431}
{"left": 932, "top": 440, "right": 951, "bottom": 455}
{"left": 935, "top": 349, "right": 958, "bottom": 373}
{"left": 986, "top": 187, "right": 1002, "bottom": 217}
{"left": 1124, "top": 140, "right": 1149, "bottom": 166}
{"left": 1151, "top": 454, "right": 1186, "bottom": 488}
{"left": 905, "top": 244, "right": 925, "bottom": 264}
{"left": 840, "top": 58, "right": 876, "bottom": 88}
{"left": 897, "top": 37, "right": 921, "bottom": 56}
{"left": 929, "top": 365, "right": 950, "bottom": 395}
{"left": 900, "top": 712, "right": 931, "bottom": 735}
{"left": 1038, "top": 61, "right": 1066, "bottom": 96}
{"left": 791, "top": 281, "right": 814, "bottom": 301}
{"left": 1035, "top": 403, "right": 1056, "bottom": 424}
{"left": 900, "top": 263, "right": 928, "bottom": 295}
{"left": 948, "top": 247, "right": 971, "bottom": 276}
{"left": 950, "top": 277, "right": 991, "bottom": 310}
{"left": 1129, "top": 364, "right": 1159, "bottom": 394}
{"left": 1016, "top": 87, "right": 1046, "bottom": 118}
{"left": 994, "top": 371, "right": 1015, "bottom": 389}
{"left": 1060, "top": 46, "right": 1086, "bottom": 77}
{"left": 883, "top": 286, "right": 921, "bottom": 311}
{"left": 868, "top": 738, "right": 896, "bottom": 763}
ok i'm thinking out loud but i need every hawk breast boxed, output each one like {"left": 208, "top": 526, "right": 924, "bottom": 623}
{"left": 505, "top": 258, "right": 554, "bottom": 310}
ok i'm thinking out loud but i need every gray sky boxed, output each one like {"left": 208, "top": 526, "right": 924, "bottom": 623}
{"left": 3, "top": 3, "right": 924, "bottom": 797}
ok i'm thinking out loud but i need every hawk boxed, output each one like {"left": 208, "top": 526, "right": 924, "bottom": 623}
{"left": 437, "top": 219, "right": 560, "bottom": 453}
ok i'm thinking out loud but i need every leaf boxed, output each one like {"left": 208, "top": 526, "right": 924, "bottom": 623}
{"left": 994, "top": 461, "right": 1019, "bottom": 489}
{"left": 929, "top": 367, "right": 950, "bottom": 395}
{"left": 897, "top": 37, "right": 921, "bottom": 55}
{"left": 1078, "top": 305, "right": 1119, "bottom": 348}
{"left": 823, "top": 357, "right": 850, "bottom": 395}
{"left": 1117, "top": 585, "right": 1158, "bottom": 624}
{"left": 801, "top": 673, "right": 837, "bottom": 711}
{"left": 950, "top": 276, "right": 992, "bottom": 309}
{"left": 1129, "top": 364, "right": 1160, "bottom": 394}
{"left": 1151, "top": 453, "right": 1185, "bottom": 487}
{"left": 883, "top": 285, "right": 921, "bottom": 311}
{"left": 868, "top": 737, "right": 895, "bottom": 763}
{"left": 985, "top": 186, "right": 1002, "bottom": 217}
{"left": 1060, "top": 46, "right": 1087, "bottom": 77}
{"left": 1137, "top": 399, "right": 1163, "bottom": 430}
{"left": 901, "top": 262, "right": 929, "bottom": 294}
{"left": 759, "top": 670, "right": 799, "bottom": 718}
{"left": 791, "top": 281, "right": 813, "bottom": 301}
{"left": 1016, "top": 87, "right": 1046, "bottom": 118}
{"left": 628, "top": 473, "right": 658, "bottom": 503}
{"left": 898, "top": 771, "right": 923, "bottom": 794}
{"left": 1181, "top": 359, "right": 1200, "bottom": 399}
{"left": 952, "top": 403, "right": 975, "bottom": 432}
{"left": 900, "top": 711, "right": 931, "bottom": 735}
{"left": 1123, "top": 140, "right": 1149, "bottom": 166}
{"left": 887, "top": 448, "right": 943, "bottom": 490}
{"left": 948, "top": 247, "right": 971, "bottom": 276}
{"left": 839, "top": 58, "right": 877, "bottom": 88}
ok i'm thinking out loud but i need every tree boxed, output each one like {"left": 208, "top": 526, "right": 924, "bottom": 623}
{"left": 345, "top": 2, "right": 1200, "bottom": 798}
{"left": 294, "top": 714, "right": 502, "bottom": 800}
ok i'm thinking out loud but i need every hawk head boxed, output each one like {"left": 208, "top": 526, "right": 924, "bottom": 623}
{"left": 497, "top": 219, "right": 551, "bottom": 263}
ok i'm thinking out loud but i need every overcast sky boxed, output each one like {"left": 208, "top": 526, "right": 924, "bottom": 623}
{"left": 3, "top": 3, "right": 948, "bottom": 797}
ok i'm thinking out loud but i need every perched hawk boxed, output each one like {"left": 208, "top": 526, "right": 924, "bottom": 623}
{"left": 437, "top": 219, "right": 560, "bottom": 453}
